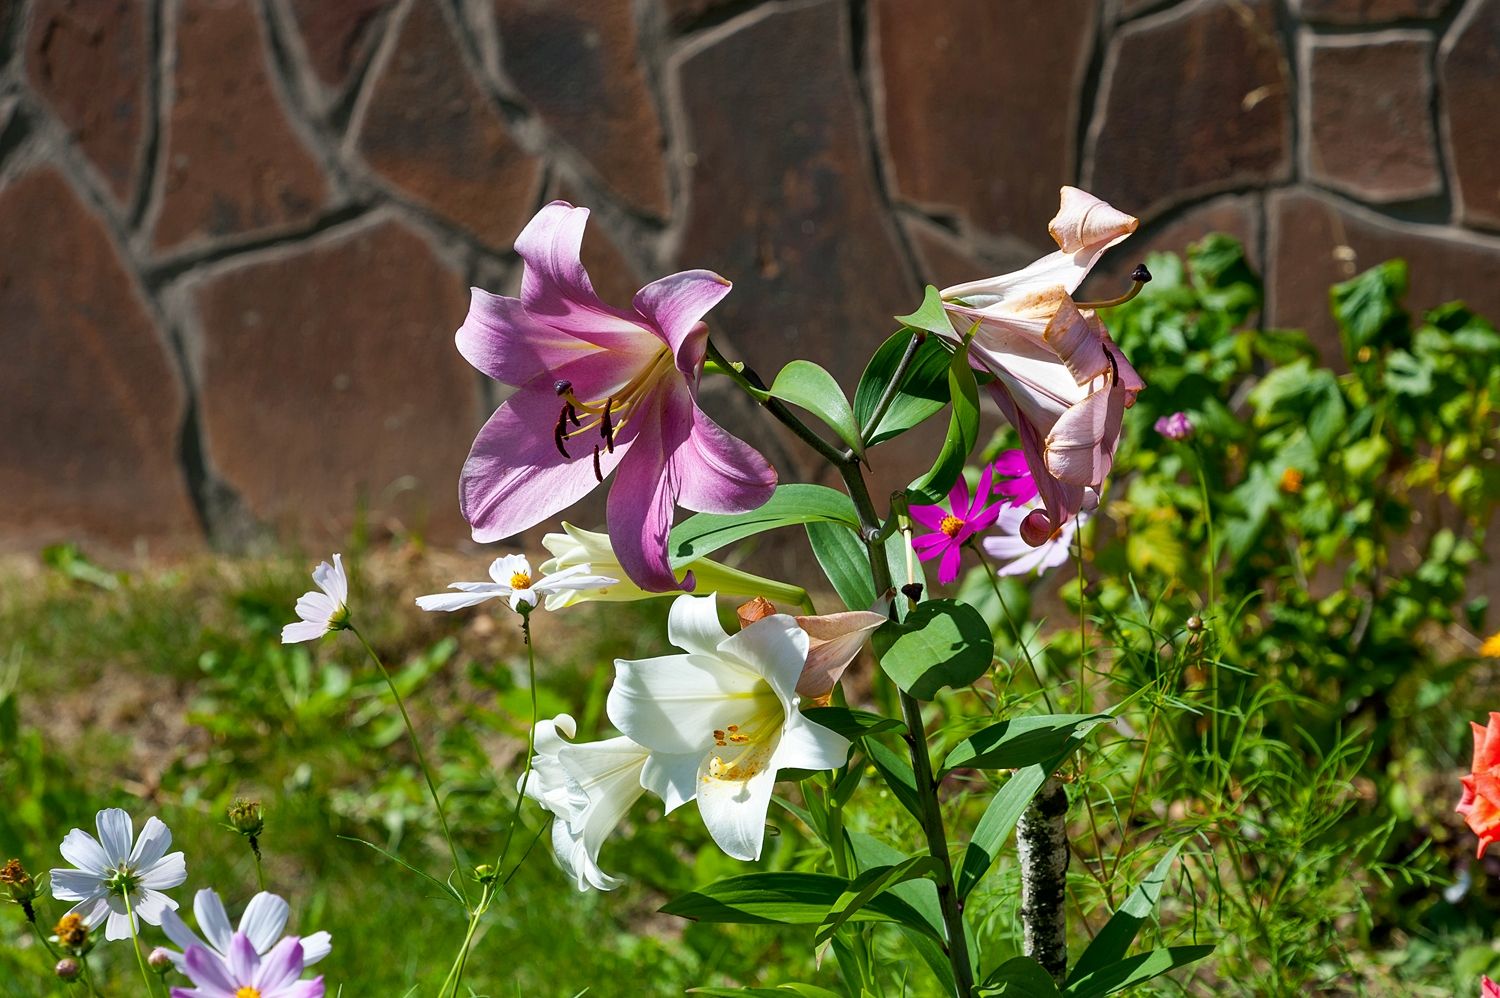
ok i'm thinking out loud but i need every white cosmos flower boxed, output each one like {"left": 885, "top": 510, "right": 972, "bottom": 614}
{"left": 983, "top": 499, "right": 1087, "bottom": 577}
{"left": 49, "top": 808, "right": 186, "bottom": 941}
{"left": 281, "top": 554, "right": 350, "bottom": 644}
{"left": 416, "top": 554, "right": 616, "bottom": 614}
{"left": 607, "top": 594, "right": 852, "bottom": 862}
{"left": 160, "top": 888, "right": 331, "bottom": 973}
{"left": 522, "top": 714, "right": 694, "bottom": 891}
{"left": 175, "top": 931, "right": 323, "bottom": 998}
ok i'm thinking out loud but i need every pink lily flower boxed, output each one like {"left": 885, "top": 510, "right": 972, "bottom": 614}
{"left": 940, "top": 187, "right": 1144, "bottom": 546}
{"left": 909, "top": 465, "right": 1003, "bottom": 585}
{"left": 456, "top": 202, "right": 777, "bottom": 591}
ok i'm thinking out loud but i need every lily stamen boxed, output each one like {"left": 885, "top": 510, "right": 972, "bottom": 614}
{"left": 1074, "top": 262, "right": 1152, "bottom": 310}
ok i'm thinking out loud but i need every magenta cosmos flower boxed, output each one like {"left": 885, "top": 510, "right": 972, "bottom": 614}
{"left": 940, "top": 187, "right": 1144, "bottom": 546}
{"left": 456, "top": 202, "right": 777, "bottom": 592}
{"left": 170, "top": 932, "right": 322, "bottom": 998}
{"left": 909, "top": 465, "right": 1002, "bottom": 584}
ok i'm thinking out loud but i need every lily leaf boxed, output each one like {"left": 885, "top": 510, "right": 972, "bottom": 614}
{"left": 661, "top": 872, "right": 939, "bottom": 941}
{"left": 873, "top": 599, "right": 994, "bottom": 700}
{"left": 941, "top": 714, "right": 1111, "bottom": 772}
{"left": 955, "top": 764, "right": 1048, "bottom": 900}
{"left": 1065, "top": 946, "right": 1214, "bottom": 998}
{"left": 982, "top": 955, "right": 1065, "bottom": 996}
{"left": 671, "top": 485, "right": 857, "bottom": 565}
{"left": 895, "top": 285, "right": 953, "bottom": 336}
{"left": 802, "top": 706, "right": 905, "bottom": 740}
{"left": 905, "top": 334, "right": 980, "bottom": 504}
{"left": 805, "top": 521, "right": 877, "bottom": 611}
{"left": 854, "top": 330, "right": 953, "bottom": 446}
{"left": 815, "top": 856, "right": 942, "bottom": 945}
{"left": 769, "top": 359, "right": 865, "bottom": 459}
{"left": 1068, "top": 842, "right": 1185, "bottom": 986}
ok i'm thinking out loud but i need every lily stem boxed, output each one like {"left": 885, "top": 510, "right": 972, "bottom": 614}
{"left": 704, "top": 339, "right": 850, "bottom": 468}
{"left": 349, "top": 624, "right": 470, "bottom": 911}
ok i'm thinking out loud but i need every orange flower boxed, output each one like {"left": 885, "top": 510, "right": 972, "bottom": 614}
{"left": 1481, "top": 630, "right": 1500, "bottom": 658}
{"left": 1457, "top": 713, "right": 1500, "bottom": 857}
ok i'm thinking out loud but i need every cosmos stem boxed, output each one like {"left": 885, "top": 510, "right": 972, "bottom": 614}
{"left": 121, "top": 888, "right": 165, "bottom": 998}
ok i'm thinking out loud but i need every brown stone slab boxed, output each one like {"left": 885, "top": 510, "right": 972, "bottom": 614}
{"left": 1267, "top": 188, "right": 1500, "bottom": 364}
{"left": 352, "top": 0, "right": 541, "bottom": 249}
{"left": 1442, "top": 0, "right": 1500, "bottom": 231}
{"left": 871, "top": 0, "right": 1095, "bottom": 247}
{"left": 26, "top": 0, "right": 150, "bottom": 207}
{"left": 151, "top": 0, "right": 330, "bottom": 252}
{"left": 0, "top": 169, "right": 200, "bottom": 551}
{"left": 1086, "top": 0, "right": 1291, "bottom": 222}
{"left": 190, "top": 217, "right": 482, "bottom": 543}
{"left": 286, "top": 0, "right": 397, "bottom": 91}
{"left": 495, "top": 0, "right": 669, "bottom": 216}
{"left": 672, "top": 0, "right": 918, "bottom": 392}
{"left": 1294, "top": 0, "right": 1451, "bottom": 22}
{"left": 1301, "top": 31, "right": 1441, "bottom": 204}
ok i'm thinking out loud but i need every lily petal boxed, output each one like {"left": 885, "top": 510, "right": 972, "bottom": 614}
{"left": 672, "top": 406, "right": 778, "bottom": 515}
{"left": 514, "top": 201, "right": 650, "bottom": 341}
{"left": 794, "top": 610, "right": 886, "bottom": 701}
{"left": 695, "top": 757, "right": 778, "bottom": 862}
{"left": 457, "top": 287, "right": 606, "bottom": 386}
{"left": 666, "top": 592, "right": 731, "bottom": 658}
{"left": 608, "top": 653, "right": 760, "bottom": 755}
{"left": 604, "top": 393, "right": 687, "bottom": 593}
{"left": 632, "top": 269, "right": 733, "bottom": 374}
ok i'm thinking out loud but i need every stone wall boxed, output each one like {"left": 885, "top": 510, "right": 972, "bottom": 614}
{"left": 3, "top": 0, "right": 1499, "bottom": 555}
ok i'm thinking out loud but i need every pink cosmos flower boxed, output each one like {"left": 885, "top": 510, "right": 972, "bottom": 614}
{"left": 170, "top": 931, "right": 322, "bottom": 998}
{"left": 909, "top": 465, "right": 1002, "bottom": 585}
{"left": 991, "top": 449, "right": 1038, "bottom": 506}
{"left": 940, "top": 187, "right": 1143, "bottom": 547}
{"left": 456, "top": 202, "right": 777, "bottom": 592}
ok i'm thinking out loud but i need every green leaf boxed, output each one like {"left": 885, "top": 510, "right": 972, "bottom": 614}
{"left": 1065, "top": 945, "right": 1214, "bottom": 998}
{"left": 863, "top": 738, "right": 925, "bottom": 825}
{"left": 956, "top": 765, "right": 1047, "bottom": 899}
{"left": 1331, "top": 259, "right": 1408, "bottom": 354}
{"left": 905, "top": 340, "right": 981, "bottom": 504}
{"left": 671, "top": 485, "right": 857, "bottom": 565}
{"left": 660, "top": 872, "right": 938, "bottom": 938}
{"left": 895, "top": 285, "right": 953, "bottom": 336}
{"left": 1068, "top": 842, "right": 1184, "bottom": 986}
{"left": 769, "top": 360, "right": 865, "bottom": 458}
{"left": 846, "top": 834, "right": 945, "bottom": 936}
{"left": 802, "top": 706, "right": 905, "bottom": 740}
{"left": 815, "top": 856, "right": 942, "bottom": 944}
{"left": 854, "top": 332, "right": 955, "bottom": 447}
{"left": 942, "top": 714, "right": 1111, "bottom": 771}
{"left": 1384, "top": 349, "right": 1433, "bottom": 396}
{"left": 873, "top": 599, "right": 994, "bottom": 700}
{"left": 805, "top": 521, "right": 877, "bottom": 611}
{"left": 981, "top": 956, "right": 1064, "bottom": 996}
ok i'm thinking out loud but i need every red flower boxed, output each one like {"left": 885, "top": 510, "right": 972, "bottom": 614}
{"left": 1457, "top": 713, "right": 1500, "bottom": 858}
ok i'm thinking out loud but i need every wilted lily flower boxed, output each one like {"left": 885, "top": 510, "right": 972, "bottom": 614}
{"left": 940, "top": 187, "right": 1144, "bottom": 545}
{"left": 909, "top": 465, "right": 1003, "bottom": 585}
{"left": 539, "top": 522, "right": 809, "bottom": 611}
{"left": 161, "top": 889, "right": 331, "bottom": 973}
{"left": 736, "top": 597, "right": 885, "bottom": 704}
{"left": 608, "top": 594, "right": 850, "bottom": 861}
{"left": 50, "top": 808, "right": 186, "bottom": 941}
{"left": 415, "top": 553, "right": 615, "bottom": 614}
{"left": 281, "top": 555, "right": 349, "bottom": 644}
{"left": 456, "top": 201, "right": 777, "bottom": 593}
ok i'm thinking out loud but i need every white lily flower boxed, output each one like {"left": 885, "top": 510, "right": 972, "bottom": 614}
{"left": 523, "top": 714, "right": 692, "bottom": 892}
{"left": 415, "top": 554, "right": 616, "bottom": 614}
{"left": 607, "top": 594, "right": 852, "bottom": 862}
{"left": 281, "top": 554, "right": 350, "bottom": 644}
{"left": 983, "top": 499, "right": 1087, "bottom": 577}
{"left": 49, "top": 808, "right": 186, "bottom": 941}
{"left": 160, "top": 888, "right": 331, "bottom": 972}
{"left": 540, "top": 522, "right": 809, "bottom": 611}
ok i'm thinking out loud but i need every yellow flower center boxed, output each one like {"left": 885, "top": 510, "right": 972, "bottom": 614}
{"left": 553, "top": 348, "right": 676, "bottom": 480}
{"left": 939, "top": 514, "right": 964, "bottom": 537}
{"left": 510, "top": 571, "right": 533, "bottom": 590}
{"left": 706, "top": 698, "right": 784, "bottom": 783}
{"left": 236, "top": 989, "right": 262, "bottom": 998}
